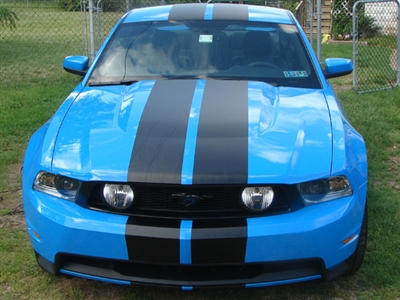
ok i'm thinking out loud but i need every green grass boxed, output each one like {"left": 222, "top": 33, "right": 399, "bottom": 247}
{"left": 354, "top": 35, "right": 398, "bottom": 92}
{"left": 321, "top": 37, "right": 399, "bottom": 93}
{"left": 0, "top": 2, "right": 125, "bottom": 62}
{"left": 355, "top": 45, "right": 397, "bottom": 91}
{"left": 340, "top": 89, "right": 400, "bottom": 291}
{"left": 1, "top": 12, "right": 400, "bottom": 298}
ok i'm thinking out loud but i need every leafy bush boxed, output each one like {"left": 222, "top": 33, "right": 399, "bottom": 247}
{"left": 58, "top": 0, "right": 81, "bottom": 12}
{"left": 0, "top": 7, "right": 18, "bottom": 29}
{"left": 357, "top": 14, "right": 381, "bottom": 38}
{"left": 58, "top": 0, "right": 128, "bottom": 12}
{"left": 102, "top": 0, "right": 127, "bottom": 12}
{"left": 332, "top": 0, "right": 380, "bottom": 39}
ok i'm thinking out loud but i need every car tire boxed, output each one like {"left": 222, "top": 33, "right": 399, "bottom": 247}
{"left": 344, "top": 202, "right": 368, "bottom": 275}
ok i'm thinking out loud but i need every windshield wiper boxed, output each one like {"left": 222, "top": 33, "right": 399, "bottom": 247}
{"left": 119, "top": 80, "right": 139, "bottom": 85}
{"left": 88, "top": 80, "right": 138, "bottom": 86}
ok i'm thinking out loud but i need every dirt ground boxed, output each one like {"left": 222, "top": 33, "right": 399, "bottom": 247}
{"left": 0, "top": 164, "right": 25, "bottom": 229}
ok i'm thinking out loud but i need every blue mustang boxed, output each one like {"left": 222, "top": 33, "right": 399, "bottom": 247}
{"left": 23, "top": 3, "right": 367, "bottom": 289}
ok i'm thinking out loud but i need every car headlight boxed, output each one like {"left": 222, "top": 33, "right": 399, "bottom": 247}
{"left": 241, "top": 186, "right": 274, "bottom": 212}
{"left": 33, "top": 171, "right": 81, "bottom": 201}
{"left": 299, "top": 176, "right": 353, "bottom": 204}
{"left": 103, "top": 184, "right": 135, "bottom": 210}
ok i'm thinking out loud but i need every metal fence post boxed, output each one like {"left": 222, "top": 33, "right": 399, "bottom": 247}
{"left": 352, "top": 0, "right": 359, "bottom": 90}
{"left": 316, "top": 0, "right": 322, "bottom": 61}
{"left": 307, "top": 0, "right": 313, "bottom": 46}
{"left": 88, "top": 0, "right": 96, "bottom": 60}
{"left": 97, "top": 0, "right": 103, "bottom": 49}
{"left": 397, "top": 0, "right": 400, "bottom": 86}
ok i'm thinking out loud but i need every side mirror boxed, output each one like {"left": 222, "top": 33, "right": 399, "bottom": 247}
{"left": 323, "top": 58, "right": 353, "bottom": 79}
{"left": 63, "top": 56, "right": 89, "bottom": 76}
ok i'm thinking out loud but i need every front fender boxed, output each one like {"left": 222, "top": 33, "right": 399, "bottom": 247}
{"left": 325, "top": 88, "right": 368, "bottom": 189}
{"left": 22, "top": 85, "right": 85, "bottom": 198}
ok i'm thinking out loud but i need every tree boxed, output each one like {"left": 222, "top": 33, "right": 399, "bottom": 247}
{"left": 0, "top": 7, "right": 18, "bottom": 30}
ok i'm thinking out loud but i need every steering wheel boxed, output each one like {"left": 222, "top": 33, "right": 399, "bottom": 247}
{"left": 247, "top": 61, "right": 281, "bottom": 71}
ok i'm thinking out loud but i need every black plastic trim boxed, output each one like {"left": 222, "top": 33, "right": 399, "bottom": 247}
{"left": 33, "top": 251, "right": 352, "bottom": 288}
{"left": 34, "top": 249, "right": 358, "bottom": 287}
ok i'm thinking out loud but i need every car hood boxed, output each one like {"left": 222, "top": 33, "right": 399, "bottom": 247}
{"left": 52, "top": 80, "right": 332, "bottom": 184}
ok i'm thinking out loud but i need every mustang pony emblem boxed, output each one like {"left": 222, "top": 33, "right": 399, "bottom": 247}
{"left": 170, "top": 192, "right": 213, "bottom": 208}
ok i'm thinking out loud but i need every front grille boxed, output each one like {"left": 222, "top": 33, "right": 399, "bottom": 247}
{"left": 87, "top": 184, "right": 292, "bottom": 218}
{"left": 132, "top": 185, "right": 242, "bottom": 211}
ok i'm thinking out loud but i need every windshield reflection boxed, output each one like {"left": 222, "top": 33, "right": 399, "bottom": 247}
{"left": 89, "top": 21, "right": 320, "bottom": 89}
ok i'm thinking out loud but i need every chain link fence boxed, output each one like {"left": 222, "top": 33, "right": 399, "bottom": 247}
{"left": 352, "top": 0, "right": 399, "bottom": 93}
{"left": 0, "top": 0, "right": 313, "bottom": 86}
{"left": 78, "top": 0, "right": 313, "bottom": 56}
{"left": 0, "top": 0, "right": 85, "bottom": 85}
{"left": 330, "top": 0, "right": 399, "bottom": 93}
{"left": 2, "top": 0, "right": 399, "bottom": 93}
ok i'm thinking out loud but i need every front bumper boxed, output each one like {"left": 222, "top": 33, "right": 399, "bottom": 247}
{"left": 24, "top": 186, "right": 366, "bottom": 288}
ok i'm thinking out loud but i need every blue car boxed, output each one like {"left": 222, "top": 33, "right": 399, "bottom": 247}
{"left": 22, "top": 3, "right": 368, "bottom": 289}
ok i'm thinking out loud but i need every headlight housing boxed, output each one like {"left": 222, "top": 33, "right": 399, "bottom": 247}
{"left": 299, "top": 176, "right": 353, "bottom": 205}
{"left": 33, "top": 171, "right": 81, "bottom": 201}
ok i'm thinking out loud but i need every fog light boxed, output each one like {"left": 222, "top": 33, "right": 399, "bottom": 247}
{"left": 241, "top": 187, "right": 274, "bottom": 212}
{"left": 103, "top": 184, "right": 135, "bottom": 209}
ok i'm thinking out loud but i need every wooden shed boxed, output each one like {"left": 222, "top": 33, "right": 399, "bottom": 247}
{"left": 301, "top": 0, "right": 332, "bottom": 36}
{"left": 319, "top": 0, "right": 332, "bottom": 35}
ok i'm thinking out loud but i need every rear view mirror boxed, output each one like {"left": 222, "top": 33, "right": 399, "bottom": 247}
{"left": 63, "top": 56, "right": 89, "bottom": 76}
{"left": 323, "top": 58, "right": 353, "bottom": 79}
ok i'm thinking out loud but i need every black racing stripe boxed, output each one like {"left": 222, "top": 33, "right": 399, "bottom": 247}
{"left": 212, "top": 4, "right": 249, "bottom": 21}
{"left": 128, "top": 80, "right": 196, "bottom": 184}
{"left": 125, "top": 217, "right": 181, "bottom": 264}
{"left": 193, "top": 80, "right": 248, "bottom": 184}
{"left": 168, "top": 3, "right": 207, "bottom": 21}
{"left": 191, "top": 218, "right": 247, "bottom": 264}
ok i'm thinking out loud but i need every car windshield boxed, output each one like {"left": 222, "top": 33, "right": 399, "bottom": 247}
{"left": 88, "top": 20, "right": 320, "bottom": 88}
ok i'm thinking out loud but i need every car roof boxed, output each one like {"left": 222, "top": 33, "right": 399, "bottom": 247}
{"left": 123, "top": 3, "right": 294, "bottom": 25}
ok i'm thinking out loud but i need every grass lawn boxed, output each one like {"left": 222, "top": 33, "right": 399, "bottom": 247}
{"left": 1, "top": 10, "right": 400, "bottom": 298}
